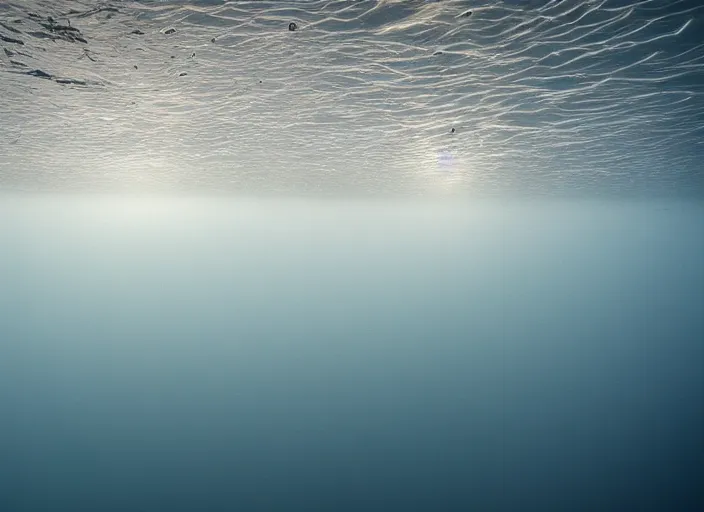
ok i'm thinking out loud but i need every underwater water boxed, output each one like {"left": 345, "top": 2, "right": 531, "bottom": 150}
{"left": 2, "top": 0, "right": 704, "bottom": 510}
{"left": 0, "top": 196, "right": 702, "bottom": 511}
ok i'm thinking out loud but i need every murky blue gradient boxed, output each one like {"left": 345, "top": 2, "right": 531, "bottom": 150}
{"left": 0, "top": 196, "right": 702, "bottom": 511}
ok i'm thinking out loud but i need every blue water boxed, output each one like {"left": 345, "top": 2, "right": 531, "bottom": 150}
{"left": 1, "top": 196, "right": 702, "bottom": 511}
{"left": 2, "top": 1, "right": 703, "bottom": 508}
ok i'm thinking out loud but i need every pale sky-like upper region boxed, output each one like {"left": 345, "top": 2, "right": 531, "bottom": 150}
{"left": 1, "top": 0, "right": 703, "bottom": 197}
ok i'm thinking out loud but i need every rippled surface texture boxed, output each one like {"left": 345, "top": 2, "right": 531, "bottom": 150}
{"left": 1, "top": 0, "right": 703, "bottom": 196}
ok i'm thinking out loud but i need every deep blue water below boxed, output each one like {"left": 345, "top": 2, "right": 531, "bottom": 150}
{"left": 0, "top": 196, "right": 702, "bottom": 511}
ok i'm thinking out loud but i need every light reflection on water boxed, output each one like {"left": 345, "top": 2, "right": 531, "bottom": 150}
{"left": 0, "top": 0, "right": 702, "bottom": 196}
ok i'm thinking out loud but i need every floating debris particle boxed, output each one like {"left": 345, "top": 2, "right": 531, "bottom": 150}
{"left": 134, "top": 65, "right": 138, "bottom": 69}
{"left": 164, "top": 27, "right": 176, "bottom": 35}
{"left": 131, "top": 29, "right": 144, "bottom": 35}
{"left": 179, "top": 72, "right": 187, "bottom": 76}
{"left": 191, "top": 52, "right": 196, "bottom": 58}
{"left": 433, "top": 50, "right": 443, "bottom": 55}
{"left": 211, "top": 37, "right": 216, "bottom": 43}
{"left": 288, "top": 22, "right": 297, "bottom": 31}
{"left": 461, "top": 10, "right": 472, "bottom": 17}
{"left": 450, "top": 127, "right": 456, "bottom": 133}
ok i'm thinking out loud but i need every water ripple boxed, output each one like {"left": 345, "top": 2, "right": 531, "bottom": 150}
{"left": 1, "top": 0, "right": 703, "bottom": 196}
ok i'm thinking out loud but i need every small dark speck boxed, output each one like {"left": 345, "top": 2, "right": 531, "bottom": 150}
{"left": 170, "top": 55, "right": 175, "bottom": 58}
{"left": 134, "top": 65, "right": 138, "bottom": 69}
{"left": 288, "top": 22, "right": 297, "bottom": 31}
{"left": 164, "top": 28, "right": 176, "bottom": 35}
{"left": 211, "top": 37, "right": 216, "bottom": 43}
{"left": 450, "top": 127, "right": 456, "bottom": 133}
{"left": 259, "top": 80, "right": 262, "bottom": 83}
{"left": 191, "top": 52, "right": 196, "bottom": 58}
{"left": 131, "top": 29, "right": 144, "bottom": 35}
{"left": 461, "top": 10, "right": 473, "bottom": 17}
{"left": 179, "top": 72, "right": 187, "bottom": 76}
{"left": 433, "top": 51, "right": 443, "bottom": 56}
